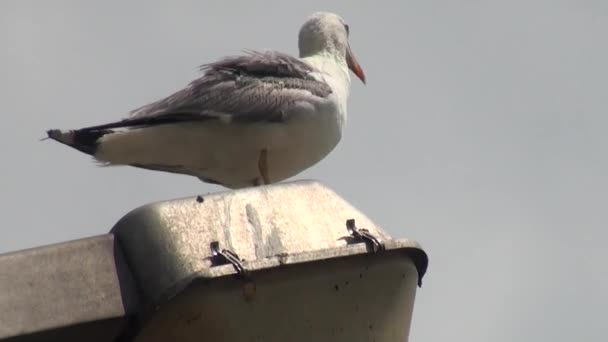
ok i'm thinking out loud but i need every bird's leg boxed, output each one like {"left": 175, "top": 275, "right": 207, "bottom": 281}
{"left": 257, "top": 149, "right": 270, "bottom": 185}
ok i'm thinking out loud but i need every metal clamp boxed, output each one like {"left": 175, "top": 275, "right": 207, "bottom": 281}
{"left": 210, "top": 241, "right": 250, "bottom": 278}
{"left": 346, "top": 219, "right": 385, "bottom": 253}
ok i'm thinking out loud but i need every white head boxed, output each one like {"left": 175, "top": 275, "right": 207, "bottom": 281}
{"left": 298, "top": 12, "right": 366, "bottom": 84}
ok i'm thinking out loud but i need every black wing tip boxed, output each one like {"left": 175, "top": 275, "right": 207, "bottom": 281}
{"left": 46, "top": 129, "right": 72, "bottom": 144}
{"left": 46, "top": 129, "right": 65, "bottom": 140}
{"left": 45, "top": 128, "right": 109, "bottom": 155}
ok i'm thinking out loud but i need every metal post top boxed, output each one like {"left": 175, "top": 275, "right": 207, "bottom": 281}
{"left": 0, "top": 180, "right": 428, "bottom": 342}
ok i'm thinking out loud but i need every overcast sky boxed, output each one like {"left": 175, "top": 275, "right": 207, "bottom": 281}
{"left": 1, "top": 1, "right": 607, "bottom": 341}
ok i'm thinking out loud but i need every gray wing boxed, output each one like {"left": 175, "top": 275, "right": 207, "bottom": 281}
{"left": 82, "top": 51, "right": 332, "bottom": 131}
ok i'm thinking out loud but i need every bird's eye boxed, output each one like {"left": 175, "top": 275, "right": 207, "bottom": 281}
{"left": 344, "top": 24, "right": 350, "bottom": 36}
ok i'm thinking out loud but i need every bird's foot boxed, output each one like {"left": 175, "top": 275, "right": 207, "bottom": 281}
{"left": 257, "top": 149, "right": 270, "bottom": 185}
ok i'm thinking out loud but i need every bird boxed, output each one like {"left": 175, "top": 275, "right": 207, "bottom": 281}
{"left": 46, "top": 12, "right": 366, "bottom": 189}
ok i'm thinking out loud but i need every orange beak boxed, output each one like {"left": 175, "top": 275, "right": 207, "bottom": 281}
{"left": 346, "top": 43, "right": 366, "bottom": 84}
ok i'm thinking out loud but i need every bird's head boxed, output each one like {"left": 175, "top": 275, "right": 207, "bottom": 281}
{"left": 298, "top": 12, "right": 366, "bottom": 84}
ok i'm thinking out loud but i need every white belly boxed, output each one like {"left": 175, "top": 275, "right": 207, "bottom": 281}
{"left": 95, "top": 105, "right": 343, "bottom": 188}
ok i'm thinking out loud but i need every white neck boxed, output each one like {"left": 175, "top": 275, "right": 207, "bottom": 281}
{"left": 301, "top": 53, "right": 352, "bottom": 125}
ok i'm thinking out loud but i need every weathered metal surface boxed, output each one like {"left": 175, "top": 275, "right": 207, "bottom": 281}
{"left": 134, "top": 252, "right": 419, "bottom": 342}
{"left": 0, "top": 235, "right": 139, "bottom": 341}
{"left": 111, "top": 180, "right": 426, "bottom": 309}
{"left": 0, "top": 180, "right": 427, "bottom": 341}
{"left": 110, "top": 180, "right": 427, "bottom": 341}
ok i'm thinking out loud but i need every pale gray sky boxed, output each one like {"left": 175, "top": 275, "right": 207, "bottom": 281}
{"left": 1, "top": 1, "right": 606, "bottom": 341}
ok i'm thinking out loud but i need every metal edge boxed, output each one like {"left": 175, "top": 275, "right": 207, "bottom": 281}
{"left": 0, "top": 234, "right": 140, "bottom": 341}
{"left": 109, "top": 180, "right": 333, "bottom": 223}
{"left": 146, "top": 239, "right": 428, "bottom": 316}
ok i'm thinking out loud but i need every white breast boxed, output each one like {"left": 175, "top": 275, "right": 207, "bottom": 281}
{"left": 265, "top": 99, "right": 343, "bottom": 182}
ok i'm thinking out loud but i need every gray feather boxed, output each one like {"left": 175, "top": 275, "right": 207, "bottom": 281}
{"left": 72, "top": 51, "right": 332, "bottom": 133}
{"left": 125, "top": 50, "right": 332, "bottom": 125}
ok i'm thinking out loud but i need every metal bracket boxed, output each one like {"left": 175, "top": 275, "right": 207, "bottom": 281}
{"left": 346, "top": 219, "right": 385, "bottom": 253}
{"left": 210, "top": 241, "right": 250, "bottom": 278}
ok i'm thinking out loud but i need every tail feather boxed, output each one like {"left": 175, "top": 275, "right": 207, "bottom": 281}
{"left": 46, "top": 128, "right": 112, "bottom": 155}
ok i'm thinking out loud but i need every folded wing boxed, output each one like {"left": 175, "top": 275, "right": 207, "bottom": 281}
{"left": 83, "top": 51, "right": 333, "bottom": 131}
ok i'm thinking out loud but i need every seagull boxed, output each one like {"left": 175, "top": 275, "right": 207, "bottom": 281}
{"left": 46, "top": 12, "right": 365, "bottom": 189}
